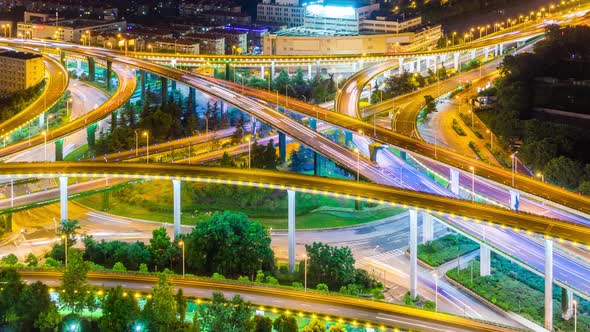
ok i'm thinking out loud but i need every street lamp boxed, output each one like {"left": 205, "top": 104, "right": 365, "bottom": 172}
{"left": 353, "top": 148, "right": 360, "bottom": 182}
{"left": 143, "top": 131, "right": 149, "bottom": 164}
{"left": 536, "top": 172, "right": 544, "bottom": 183}
{"left": 486, "top": 129, "right": 493, "bottom": 150}
{"left": 433, "top": 272, "right": 439, "bottom": 312}
{"left": 511, "top": 152, "right": 519, "bottom": 187}
{"left": 303, "top": 254, "right": 308, "bottom": 292}
{"left": 469, "top": 166, "right": 475, "bottom": 202}
{"left": 573, "top": 299, "right": 578, "bottom": 332}
{"left": 247, "top": 136, "right": 251, "bottom": 169}
{"left": 468, "top": 109, "right": 474, "bottom": 127}
{"left": 134, "top": 130, "right": 138, "bottom": 156}
{"left": 42, "top": 131, "right": 47, "bottom": 161}
{"left": 179, "top": 240, "right": 185, "bottom": 278}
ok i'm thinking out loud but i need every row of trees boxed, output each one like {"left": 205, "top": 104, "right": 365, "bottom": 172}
{"left": 372, "top": 67, "right": 449, "bottom": 104}
{"left": 481, "top": 25, "right": 590, "bottom": 193}
{"left": 0, "top": 79, "right": 46, "bottom": 122}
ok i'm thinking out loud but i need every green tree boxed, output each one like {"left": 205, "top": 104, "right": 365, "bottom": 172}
{"left": 34, "top": 302, "right": 61, "bottom": 331}
{"left": 1, "top": 253, "right": 18, "bottom": 265}
{"left": 544, "top": 156, "right": 584, "bottom": 189}
{"left": 143, "top": 274, "right": 178, "bottom": 331}
{"left": 186, "top": 211, "right": 275, "bottom": 277}
{"left": 329, "top": 323, "right": 347, "bottom": 332}
{"left": 252, "top": 315, "right": 273, "bottom": 332}
{"left": 139, "top": 263, "right": 149, "bottom": 273}
{"left": 303, "top": 242, "right": 358, "bottom": 290}
{"left": 59, "top": 219, "right": 81, "bottom": 246}
{"left": 60, "top": 249, "right": 90, "bottom": 312}
{"left": 0, "top": 269, "right": 24, "bottom": 322}
{"left": 17, "top": 281, "right": 52, "bottom": 330}
{"left": 100, "top": 286, "right": 141, "bottom": 332}
{"left": 302, "top": 319, "right": 325, "bottom": 332}
{"left": 199, "top": 291, "right": 253, "bottom": 332}
{"left": 273, "top": 314, "right": 298, "bottom": 332}
{"left": 112, "top": 262, "right": 127, "bottom": 272}
{"left": 150, "top": 227, "right": 173, "bottom": 271}
{"left": 176, "top": 288, "right": 187, "bottom": 322}
{"left": 25, "top": 253, "right": 38, "bottom": 267}
{"left": 423, "top": 95, "right": 437, "bottom": 117}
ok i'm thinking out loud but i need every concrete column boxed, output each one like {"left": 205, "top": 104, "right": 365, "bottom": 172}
{"left": 316, "top": 60, "right": 321, "bottom": 77}
{"left": 271, "top": 61, "right": 275, "bottom": 79}
{"left": 450, "top": 168, "right": 460, "bottom": 196}
{"left": 432, "top": 56, "right": 438, "bottom": 71}
{"left": 471, "top": 50, "right": 476, "bottom": 59}
{"left": 509, "top": 190, "right": 520, "bottom": 211}
{"left": 398, "top": 57, "right": 404, "bottom": 75}
{"left": 484, "top": 47, "right": 489, "bottom": 60}
{"left": 545, "top": 239, "right": 554, "bottom": 331}
{"left": 160, "top": 77, "right": 168, "bottom": 107}
{"left": 260, "top": 65, "right": 265, "bottom": 79}
{"left": 416, "top": 58, "right": 422, "bottom": 72}
{"left": 87, "top": 56, "right": 95, "bottom": 81}
{"left": 106, "top": 60, "right": 112, "bottom": 91}
{"left": 221, "top": 101, "right": 228, "bottom": 114}
{"left": 499, "top": 43, "right": 504, "bottom": 55}
{"left": 172, "top": 179, "right": 181, "bottom": 237}
{"left": 307, "top": 64, "right": 312, "bottom": 80}
{"left": 453, "top": 53, "right": 460, "bottom": 71}
{"left": 287, "top": 189, "right": 296, "bottom": 272}
{"left": 409, "top": 209, "right": 418, "bottom": 298}
{"left": 39, "top": 112, "right": 45, "bottom": 128}
{"left": 494, "top": 44, "right": 499, "bottom": 57}
{"left": 422, "top": 213, "right": 434, "bottom": 243}
{"left": 76, "top": 59, "right": 82, "bottom": 72}
{"left": 59, "top": 176, "right": 68, "bottom": 221}
{"left": 279, "top": 132, "right": 286, "bottom": 164}
{"left": 480, "top": 244, "right": 491, "bottom": 276}
{"left": 561, "top": 288, "right": 574, "bottom": 320}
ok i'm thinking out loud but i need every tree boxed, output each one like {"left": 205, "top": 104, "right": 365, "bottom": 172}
{"left": 25, "top": 253, "right": 38, "bottom": 267}
{"left": 199, "top": 291, "right": 252, "bottom": 332}
{"left": 112, "top": 262, "right": 127, "bottom": 272}
{"left": 1, "top": 253, "right": 18, "bottom": 265}
{"left": 423, "top": 95, "right": 437, "bottom": 117}
{"left": 150, "top": 227, "right": 173, "bottom": 271}
{"left": 59, "top": 219, "right": 81, "bottom": 246}
{"left": 544, "top": 156, "right": 584, "bottom": 189}
{"left": 186, "top": 211, "right": 275, "bottom": 277}
{"left": 34, "top": 302, "right": 61, "bottom": 331}
{"left": 252, "top": 315, "right": 273, "bottom": 332}
{"left": 143, "top": 274, "right": 178, "bottom": 331}
{"left": 273, "top": 314, "right": 298, "bottom": 332}
{"left": 17, "top": 281, "right": 52, "bottom": 330}
{"left": 175, "top": 289, "right": 187, "bottom": 322}
{"left": 329, "top": 323, "right": 347, "bottom": 332}
{"left": 139, "top": 263, "right": 149, "bottom": 273}
{"left": 303, "top": 242, "right": 358, "bottom": 290}
{"left": 60, "top": 249, "right": 90, "bottom": 312}
{"left": 100, "top": 286, "right": 141, "bottom": 332}
{"left": 219, "top": 152, "right": 236, "bottom": 167}
{"left": 0, "top": 269, "right": 24, "bottom": 322}
{"left": 302, "top": 319, "right": 325, "bottom": 332}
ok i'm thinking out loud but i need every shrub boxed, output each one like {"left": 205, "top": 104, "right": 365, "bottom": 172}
{"left": 238, "top": 276, "right": 250, "bottom": 283}
{"left": 1, "top": 253, "right": 18, "bottom": 266}
{"left": 291, "top": 282, "right": 303, "bottom": 289}
{"left": 43, "top": 257, "right": 61, "bottom": 268}
{"left": 112, "top": 262, "right": 127, "bottom": 272}
{"left": 139, "top": 263, "right": 148, "bottom": 273}
{"left": 211, "top": 273, "right": 226, "bottom": 280}
{"left": 25, "top": 253, "right": 38, "bottom": 267}
{"left": 316, "top": 283, "right": 329, "bottom": 293}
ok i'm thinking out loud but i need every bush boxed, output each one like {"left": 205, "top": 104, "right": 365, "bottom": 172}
{"left": 264, "top": 276, "right": 279, "bottom": 285}
{"left": 43, "top": 257, "right": 61, "bottom": 268}
{"left": 316, "top": 283, "right": 329, "bottom": 293}
{"left": 238, "top": 276, "right": 250, "bottom": 283}
{"left": 139, "top": 263, "right": 148, "bottom": 273}
{"left": 25, "top": 253, "right": 38, "bottom": 267}
{"left": 112, "top": 262, "right": 127, "bottom": 272}
{"left": 424, "top": 300, "right": 436, "bottom": 311}
{"left": 291, "top": 282, "right": 303, "bottom": 289}
{"left": 1, "top": 254, "right": 18, "bottom": 266}
{"left": 255, "top": 270, "right": 265, "bottom": 283}
{"left": 211, "top": 273, "right": 226, "bottom": 280}
{"left": 452, "top": 119, "right": 466, "bottom": 136}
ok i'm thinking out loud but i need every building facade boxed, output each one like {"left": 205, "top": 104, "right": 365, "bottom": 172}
{"left": 257, "top": 0, "right": 306, "bottom": 28}
{"left": 0, "top": 50, "right": 44, "bottom": 96}
{"left": 17, "top": 16, "right": 126, "bottom": 43}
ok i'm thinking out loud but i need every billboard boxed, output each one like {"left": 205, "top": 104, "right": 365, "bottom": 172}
{"left": 306, "top": 4, "right": 356, "bottom": 20}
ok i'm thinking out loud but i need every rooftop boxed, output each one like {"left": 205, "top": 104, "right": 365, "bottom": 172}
{"left": 0, "top": 50, "right": 42, "bottom": 60}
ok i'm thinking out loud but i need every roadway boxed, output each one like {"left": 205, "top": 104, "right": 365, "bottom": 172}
{"left": 0, "top": 54, "right": 68, "bottom": 137}
{"left": 18, "top": 270, "right": 524, "bottom": 332}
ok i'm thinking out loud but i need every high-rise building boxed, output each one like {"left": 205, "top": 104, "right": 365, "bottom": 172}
{"left": 257, "top": 0, "right": 306, "bottom": 28}
{"left": 0, "top": 50, "right": 44, "bottom": 96}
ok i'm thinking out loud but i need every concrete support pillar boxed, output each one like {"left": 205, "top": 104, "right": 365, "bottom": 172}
{"left": 39, "top": 112, "right": 45, "bottom": 128}
{"left": 545, "top": 239, "right": 554, "bottom": 331}
{"left": 279, "top": 132, "right": 286, "bottom": 164}
{"left": 432, "top": 56, "right": 438, "bottom": 71}
{"left": 87, "top": 56, "right": 95, "bottom": 81}
{"left": 471, "top": 50, "right": 476, "bottom": 60}
{"left": 172, "top": 179, "right": 181, "bottom": 237}
{"left": 422, "top": 213, "right": 434, "bottom": 243}
{"left": 316, "top": 60, "right": 321, "bottom": 77}
{"left": 271, "top": 61, "right": 275, "bottom": 79}
{"left": 260, "top": 65, "right": 265, "bottom": 79}
{"left": 76, "top": 60, "right": 82, "bottom": 72}
{"left": 106, "top": 60, "right": 112, "bottom": 91}
{"left": 494, "top": 44, "right": 499, "bottom": 57}
{"left": 398, "top": 57, "right": 404, "bottom": 75}
{"left": 450, "top": 168, "right": 460, "bottom": 196}
{"left": 484, "top": 47, "right": 490, "bottom": 61}
{"left": 440, "top": 54, "right": 447, "bottom": 63}
{"left": 499, "top": 43, "right": 504, "bottom": 55}
{"left": 509, "top": 190, "right": 520, "bottom": 211}
{"left": 287, "top": 189, "right": 296, "bottom": 272}
{"left": 416, "top": 58, "right": 423, "bottom": 72}
{"left": 307, "top": 64, "right": 312, "bottom": 80}
{"left": 453, "top": 52, "right": 460, "bottom": 71}
{"left": 409, "top": 209, "right": 418, "bottom": 298}
{"left": 160, "top": 77, "right": 168, "bottom": 107}
{"left": 59, "top": 176, "right": 68, "bottom": 221}
{"left": 140, "top": 70, "right": 146, "bottom": 99}
{"left": 221, "top": 101, "right": 228, "bottom": 114}
{"left": 561, "top": 288, "right": 574, "bottom": 320}
{"left": 480, "top": 244, "right": 491, "bottom": 276}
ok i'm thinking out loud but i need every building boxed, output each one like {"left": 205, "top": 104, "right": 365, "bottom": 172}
{"left": 0, "top": 50, "right": 44, "bottom": 96}
{"left": 154, "top": 38, "right": 200, "bottom": 54}
{"left": 179, "top": 0, "right": 242, "bottom": 16}
{"left": 303, "top": 1, "right": 379, "bottom": 34}
{"left": 360, "top": 13, "right": 422, "bottom": 34}
{"left": 257, "top": 0, "right": 306, "bottom": 28}
{"left": 208, "top": 28, "right": 248, "bottom": 54}
{"left": 263, "top": 24, "right": 441, "bottom": 55}
{"left": 17, "top": 15, "right": 126, "bottom": 43}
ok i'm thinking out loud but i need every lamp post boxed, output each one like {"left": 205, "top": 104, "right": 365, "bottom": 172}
{"left": 452, "top": 32, "right": 457, "bottom": 45}
{"left": 433, "top": 272, "right": 439, "bottom": 312}
{"left": 134, "top": 130, "right": 138, "bottom": 156}
{"left": 42, "top": 131, "right": 47, "bottom": 161}
{"left": 354, "top": 148, "right": 360, "bottom": 182}
{"left": 179, "top": 240, "right": 185, "bottom": 278}
{"left": 143, "top": 131, "right": 149, "bottom": 164}
{"left": 573, "top": 299, "right": 578, "bottom": 332}
{"left": 536, "top": 172, "right": 544, "bottom": 183}
{"left": 247, "top": 137, "right": 251, "bottom": 169}
{"left": 303, "top": 254, "right": 308, "bottom": 292}
{"left": 486, "top": 129, "right": 493, "bottom": 150}
{"left": 511, "top": 152, "right": 519, "bottom": 187}
{"left": 468, "top": 109, "right": 474, "bottom": 127}
{"left": 469, "top": 166, "right": 475, "bottom": 202}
